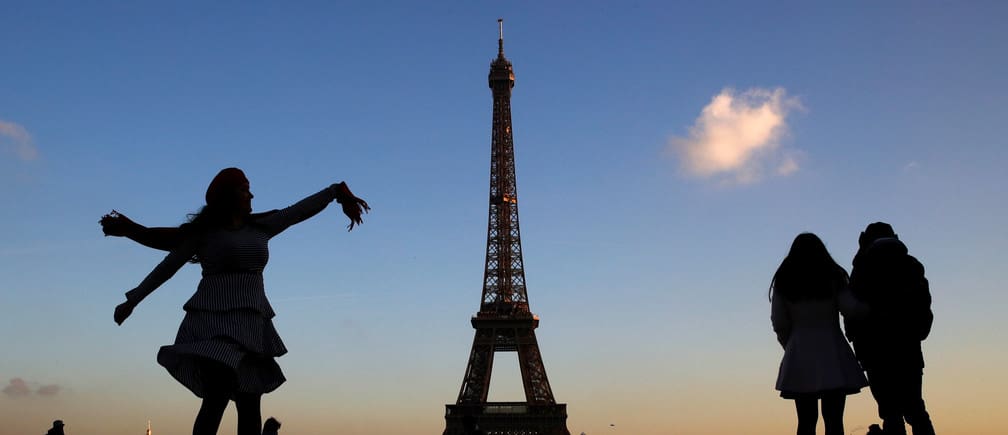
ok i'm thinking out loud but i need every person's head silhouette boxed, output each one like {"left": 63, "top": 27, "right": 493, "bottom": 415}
{"left": 183, "top": 168, "right": 255, "bottom": 232}
{"left": 46, "top": 420, "right": 65, "bottom": 435}
{"left": 787, "top": 232, "right": 833, "bottom": 263}
{"left": 859, "top": 222, "right": 897, "bottom": 249}
{"left": 205, "top": 167, "right": 253, "bottom": 215}
{"left": 770, "top": 232, "right": 848, "bottom": 302}
{"left": 262, "top": 416, "right": 281, "bottom": 434}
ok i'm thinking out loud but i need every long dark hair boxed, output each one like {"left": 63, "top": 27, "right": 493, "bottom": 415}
{"left": 179, "top": 203, "right": 248, "bottom": 235}
{"left": 769, "top": 233, "right": 849, "bottom": 302}
{"left": 174, "top": 205, "right": 229, "bottom": 263}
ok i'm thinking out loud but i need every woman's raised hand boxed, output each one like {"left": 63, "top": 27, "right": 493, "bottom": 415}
{"left": 100, "top": 210, "right": 141, "bottom": 237}
{"left": 335, "top": 182, "right": 370, "bottom": 231}
{"left": 114, "top": 299, "right": 136, "bottom": 325}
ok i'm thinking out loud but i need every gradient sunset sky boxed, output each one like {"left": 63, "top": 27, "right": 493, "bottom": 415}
{"left": 2, "top": 2, "right": 1006, "bottom": 434}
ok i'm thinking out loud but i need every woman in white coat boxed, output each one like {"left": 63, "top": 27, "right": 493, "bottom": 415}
{"left": 770, "top": 233, "right": 868, "bottom": 435}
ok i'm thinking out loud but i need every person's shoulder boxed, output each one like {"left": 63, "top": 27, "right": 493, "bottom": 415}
{"left": 909, "top": 254, "right": 924, "bottom": 267}
{"left": 250, "top": 209, "right": 281, "bottom": 220}
{"left": 901, "top": 252, "right": 925, "bottom": 275}
{"left": 247, "top": 209, "right": 282, "bottom": 228}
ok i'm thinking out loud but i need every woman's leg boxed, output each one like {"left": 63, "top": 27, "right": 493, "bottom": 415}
{"left": 235, "top": 392, "right": 263, "bottom": 435}
{"left": 821, "top": 392, "right": 847, "bottom": 435}
{"left": 193, "top": 359, "right": 237, "bottom": 435}
{"left": 193, "top": 396, "right": 229, "bottom": 435}
{"left": 794, "top": 397, "right": 819, "bottom": 435}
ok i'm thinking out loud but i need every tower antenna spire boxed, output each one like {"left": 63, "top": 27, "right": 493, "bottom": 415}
{"left": 497, "top": 18, "right": 504, "bottom": 57}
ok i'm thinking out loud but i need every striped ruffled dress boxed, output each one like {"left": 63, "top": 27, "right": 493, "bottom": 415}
{"left": 126, "top": 185, "right": 341, "bottom": 397}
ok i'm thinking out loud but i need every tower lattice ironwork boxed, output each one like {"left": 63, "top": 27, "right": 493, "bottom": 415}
{"left": 444, "top": 20, "right": 570, "bottom": 435}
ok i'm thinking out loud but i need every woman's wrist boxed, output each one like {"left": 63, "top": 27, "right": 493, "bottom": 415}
{"left": 332, "top": 182, "right": 352, "bottom": 204}
{"left": 126, "top": 221, "right": 145, "bottom": 237}
{"left": 124, "top": 288, "right": 142, "bottom": 305}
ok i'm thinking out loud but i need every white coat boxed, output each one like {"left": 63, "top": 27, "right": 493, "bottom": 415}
{"left": 772, "top": 289, "right": 868, "bottom": 397}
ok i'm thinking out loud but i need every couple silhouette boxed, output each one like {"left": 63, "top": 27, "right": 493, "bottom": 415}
{"left": 770, "top": 224, "right": 936, "bottom": 435}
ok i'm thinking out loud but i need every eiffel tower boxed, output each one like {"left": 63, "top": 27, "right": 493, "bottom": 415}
{"left": 443, "top": 19, "right": 570, "bottom": 435}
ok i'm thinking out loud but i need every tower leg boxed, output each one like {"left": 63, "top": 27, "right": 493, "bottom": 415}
{"left": 516, "top": 328, "right": 556, "bottom": 405}
{"left": 458, "top": 328, "right": 496, "bottom": 403}
{"left": 448, "top": 323, "right": 569, "bottom": 435}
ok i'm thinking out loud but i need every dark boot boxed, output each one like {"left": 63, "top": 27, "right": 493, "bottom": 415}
{"left": 882, "top": 418, "right": 907, "bottom": 435}
{"left": 908, "top": 419, "right": 935, "bottom": 435}
{"left": 906, "top": 408, "right": 935, "bottom": 435}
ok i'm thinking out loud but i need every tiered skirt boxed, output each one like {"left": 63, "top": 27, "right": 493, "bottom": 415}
{"left": 157, "top": 308, "right": 287, "bottom": 398}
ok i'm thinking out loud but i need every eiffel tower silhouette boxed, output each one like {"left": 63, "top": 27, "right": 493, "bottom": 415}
{"left": 443, "top": 19, "right": 570, "bottom": 435}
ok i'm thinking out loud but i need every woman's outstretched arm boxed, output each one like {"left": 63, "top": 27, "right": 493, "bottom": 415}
{"left": 114, "top": 237, "right": 198, "bottom": 325}
{"left": 100, "top": 211, "right": 181, "bottom": 251}
{"left": 101, "top": 210, "right": 281, "bottom": 251}
{"left": 257, "top": 182, "right": 369, "bottom": 235}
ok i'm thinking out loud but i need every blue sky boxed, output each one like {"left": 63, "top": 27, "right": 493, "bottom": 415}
{"left": 2, "top": 2, "right": 1007, "bottom": 434}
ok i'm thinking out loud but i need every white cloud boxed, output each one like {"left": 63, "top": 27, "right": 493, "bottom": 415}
{"left": 669, "top": 87, "right": 800, "bottom": 184}
{"left": 0, "top": 119, "right": 39, "bottom": 161}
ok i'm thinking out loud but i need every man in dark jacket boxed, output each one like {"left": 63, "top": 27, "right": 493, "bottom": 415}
{"left": 847, "top": 222, "right": 936, "bottom": 435}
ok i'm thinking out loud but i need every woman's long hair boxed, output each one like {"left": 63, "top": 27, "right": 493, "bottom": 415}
{"left": 180, "top": 203, "right": 244, "bottom": 235}
{"left": 175, "top": 204, "right": 231, "bottom": 263}
{"left": 769, "top": 233, "right": 849, "bottom": 302}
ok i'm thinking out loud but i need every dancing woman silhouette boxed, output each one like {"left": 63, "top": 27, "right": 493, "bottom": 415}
{"left": 107, "top": 168, "right": 369, "bottom": 435}
{"left": 770, "top": 233, "right": 867, "bottom": 435}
